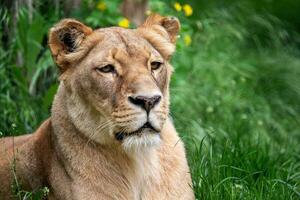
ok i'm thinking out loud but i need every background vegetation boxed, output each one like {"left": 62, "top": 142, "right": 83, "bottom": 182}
{"left": 1, "top": 0, "right": 300, "bottom": 199}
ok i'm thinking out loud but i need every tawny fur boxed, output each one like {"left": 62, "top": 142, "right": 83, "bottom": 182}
{"left": 0, "top": 14, "right": 194, "bottom": 200}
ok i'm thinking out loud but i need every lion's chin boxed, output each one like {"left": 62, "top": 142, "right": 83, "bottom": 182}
{"left": 121, "top": 130, "right": 161, "bottom": 154}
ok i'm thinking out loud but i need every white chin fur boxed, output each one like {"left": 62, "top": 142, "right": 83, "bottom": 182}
{"left": 122, "top": 133, "right": 161, "bottom": 154}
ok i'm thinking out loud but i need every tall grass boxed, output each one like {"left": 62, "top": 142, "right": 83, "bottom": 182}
{"left": 171, "top": 4, "right": 300, "bottom": 199}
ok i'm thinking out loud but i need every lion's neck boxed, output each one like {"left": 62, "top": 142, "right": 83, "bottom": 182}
{"left": 50, "top": 84, "right": 162, "bottom": 197}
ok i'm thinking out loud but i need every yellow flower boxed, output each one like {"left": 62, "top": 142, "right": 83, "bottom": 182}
{"left": 183, "top": 4, "right": 193, "bottom": 16}
{"left": 184, "top": 34, "right": 192, "bottom": 46}
{"left": 118, "top": 18, "right": 130, "bottom": 28}
{"left": 146, "top": 10, "right": 152, "bottom": 16}
{"left": 174, "top": 2, "right": 182, "bottom": 12}
{"left": 96, "top": 1, "right": 107, "bottom": 11}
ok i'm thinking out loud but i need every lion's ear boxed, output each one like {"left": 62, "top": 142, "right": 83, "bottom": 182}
{"left": 138, "top": 14, "right": 180, "bottom": 59}
{"left": 48, "top": 19, "right": 93, "bottom": 72}
{"left": 139, "top": 14, "right": 180, "bottom": 43}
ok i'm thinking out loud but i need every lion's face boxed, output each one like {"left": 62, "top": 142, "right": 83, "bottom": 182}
{"left": 49, "top": 15, "right": 180, "bottom": 151}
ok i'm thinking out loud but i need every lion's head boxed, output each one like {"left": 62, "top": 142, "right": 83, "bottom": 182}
{"left": 49, "top": 15, "right": 180, "bottom": 152}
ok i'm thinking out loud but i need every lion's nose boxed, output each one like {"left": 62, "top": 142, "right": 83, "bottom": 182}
{"left": 128, "top": 95, "right": 161, "bottom": 112}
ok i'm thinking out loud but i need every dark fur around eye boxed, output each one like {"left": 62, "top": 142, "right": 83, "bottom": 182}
{"left": 151, "top": 61, "right": 162, "bottom": 70}
{"left": 96, "top": 64, "right": 116, "bottom": 73}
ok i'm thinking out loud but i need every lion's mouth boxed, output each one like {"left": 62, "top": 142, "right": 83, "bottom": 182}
{"left": 115, "top": 122, "right": 158, "bottom": 141}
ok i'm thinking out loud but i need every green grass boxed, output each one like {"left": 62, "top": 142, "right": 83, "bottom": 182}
{"left": 171, "top": 4, "right": 300, "bottom": 199}
{"left": 1, "top": 1, "right": 300, "bottom": 199}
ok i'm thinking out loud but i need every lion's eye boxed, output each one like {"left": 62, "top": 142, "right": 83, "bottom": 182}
{"left": 151, "top": 61, "right": 162, "bottom": 71}
{"left": 96, "top": 64, "right": 115, "bottom": 73}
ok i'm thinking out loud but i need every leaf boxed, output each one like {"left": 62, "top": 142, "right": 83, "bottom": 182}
{"left": 42, "top": 83, "right": 58, "bottom": 111}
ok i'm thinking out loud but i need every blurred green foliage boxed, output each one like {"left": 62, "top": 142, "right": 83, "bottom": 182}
{"left": 0, "top": 0, "right": 300, "bottom": 199}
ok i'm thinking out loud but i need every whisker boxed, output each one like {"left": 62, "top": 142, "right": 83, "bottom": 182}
{"left": 84, "top": 119, "right": 115, "bottom": 148}
{"left": 154, "top": 111, "right": 166, "bottom": 114}
{"left": 112, "top": 112, "right": 139, "bottom": 118}
{"left": 115, "top": 120, "right": 134, "bottom": 124}
{"left": 114, "top": 108, "right": 133, "bottom": 112}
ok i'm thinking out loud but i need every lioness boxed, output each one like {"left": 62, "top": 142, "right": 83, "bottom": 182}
{"left": 0, "top": 14, "right": 194, "bottom": 199}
